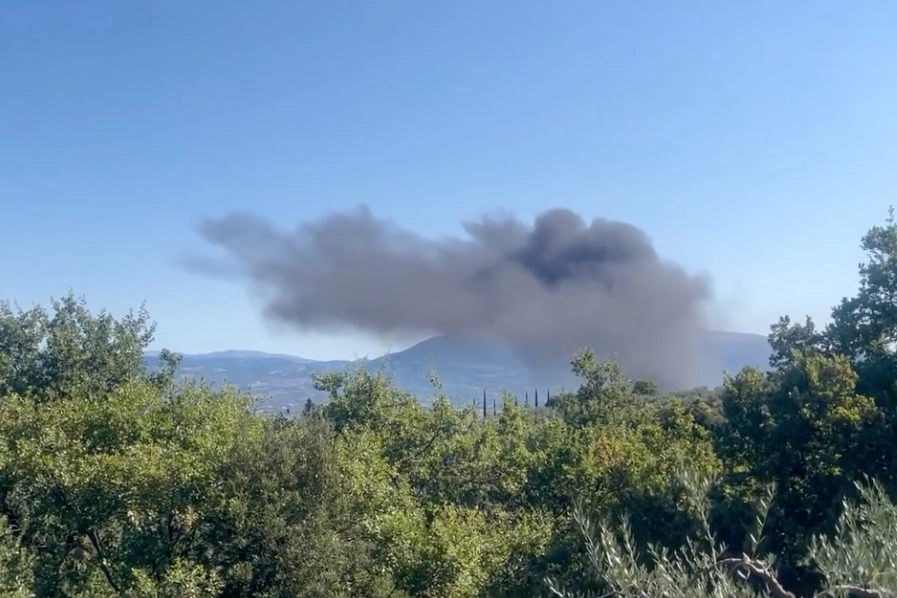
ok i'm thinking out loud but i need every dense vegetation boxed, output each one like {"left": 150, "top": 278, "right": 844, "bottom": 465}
{"left": 3, "top": 214, "right": 897, "bottom": 597}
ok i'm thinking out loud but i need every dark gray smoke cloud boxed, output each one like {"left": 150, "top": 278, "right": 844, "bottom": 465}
{"left": 187, "top": 206, "right": 712, "bottom": 388}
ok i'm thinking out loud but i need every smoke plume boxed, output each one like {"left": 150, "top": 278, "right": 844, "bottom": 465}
{"left": 187, "top": 206, "right": 712, "bottom": 388}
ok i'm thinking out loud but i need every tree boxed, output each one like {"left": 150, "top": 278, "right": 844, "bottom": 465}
{"left": 0, "top": 293, "right": 167, "bottom": 402}
{"left": 827, "top": 207, "right": 897, "bottom": 364}
{"left": 0, "top": 379, "right": 258, "bottom": 596}
{"left": 632, "top": 379, "right": 659, "bottom": 397}
{"left": 548, "top": 350, "right": 642, "bottom": 428}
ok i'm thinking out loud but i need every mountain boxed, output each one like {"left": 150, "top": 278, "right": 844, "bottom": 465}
{"left": 145, "top": 330, "right": 772, "bottom": 413}
{"left": 366, "top": 333, "right": 545, "bottom": 406}
{"left": 699, "top": 330, "right": 775, "bottom": 376}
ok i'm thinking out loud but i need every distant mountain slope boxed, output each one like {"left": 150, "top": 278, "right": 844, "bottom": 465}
{"left": 367, "top": 333, "right": 541, "bottom": 406}
{"left": 700, "top": 330, "right": 773, "bottom": 373}
{"left": 145, "top": 330, "right": 772, "bottom": 413}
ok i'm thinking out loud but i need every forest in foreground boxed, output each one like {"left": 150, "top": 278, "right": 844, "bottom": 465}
{"left": 3, "top": 214, "right": 897, "bottom": 597}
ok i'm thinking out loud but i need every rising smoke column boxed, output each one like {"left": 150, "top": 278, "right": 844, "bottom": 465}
{"left": 187, "top": 206, "right": 712, "bottom": 388}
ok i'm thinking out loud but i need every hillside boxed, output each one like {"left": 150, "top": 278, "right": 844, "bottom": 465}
{"left": 145, "top": 330, "right": 772, "bottom": 413}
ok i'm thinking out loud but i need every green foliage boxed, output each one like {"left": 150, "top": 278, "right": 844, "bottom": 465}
{"left": 0, "top": 379, "right": 253, "bottom": 596}
{"left": 0, "top": 515, "right": 33, "bottom": 598}
{"left": 5, "top": 210, "right": 897, "bottom": 595}
{"left": 549, "top": 350, "right": 645, "bottom": 428}
{"left": 550, "top": 469, "right": 897, "bottom": 597}
{"left": 0, "top": 293, "right": 161, "bottom": 401}
{"left": 805, "top": 479, "right": 897, "bottom": 593}
{"left": 547, "top": 469, "right": 765, "bottom": 598}
{"left": 632, "top": 379, "right": 659, "bottom": 397}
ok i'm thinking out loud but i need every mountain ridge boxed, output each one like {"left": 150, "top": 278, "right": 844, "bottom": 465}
{"left": 164, "top": 329, "right": 769, "bottom": 364}
{"left": 144, "top": 330, "right": 772, "bottom": 413}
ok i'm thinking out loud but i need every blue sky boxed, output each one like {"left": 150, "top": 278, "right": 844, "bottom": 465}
{"left": 2, "top": 1, "right": 896, "bottom": 358}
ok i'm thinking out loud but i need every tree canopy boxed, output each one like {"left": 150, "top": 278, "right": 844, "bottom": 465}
{"left": 3, "top": 211, "right": 897, "bottom": 596}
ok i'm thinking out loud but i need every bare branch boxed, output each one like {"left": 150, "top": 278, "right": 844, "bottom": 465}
{"left": 716, "top": 557, "right": 795, "bottom": 598}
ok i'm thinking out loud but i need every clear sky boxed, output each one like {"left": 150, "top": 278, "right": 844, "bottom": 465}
{"left": 2, "top": 1, "right": 896, "bottom": 359}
